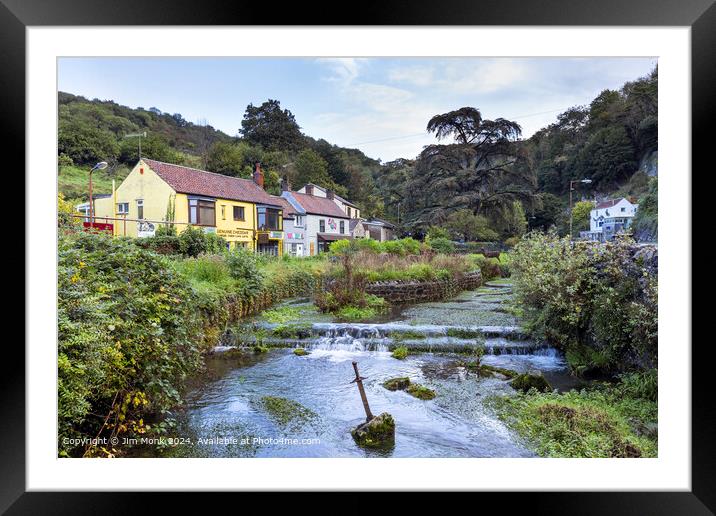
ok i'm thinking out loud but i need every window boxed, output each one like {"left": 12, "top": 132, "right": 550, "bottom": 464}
{"left": 117, "top": 202, "right": 129, "bottom": 215}
{"left": 257, "top": 207, "right": 282, "bottom": 231}
{"left": 319, "top": 219, "right": 325, "bottom": 233}
{"left": 340, "top": 220, "right": 345, "bottom": 234}
{"left": 189, "top": 198, "right": 216, "bottom": 226}
{"left": 347, "top": 207, "right": 351, "bottom": 218}
{"left": 233, "top": 206, "right": 245, "bottom": 221}
{"left": 136, "top": 199, "right": 144, "bottom": 219}
{"left": 620, "top": 207, "right": 626, "bottom": 212}
{"left": 294, "top": 215, "right": 304, "bottom": 227}
{"left": 221, "top": 205, "right": 226, "bottom": 220}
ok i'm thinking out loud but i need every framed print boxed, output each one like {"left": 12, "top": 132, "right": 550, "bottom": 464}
{"left": 7, "top": 0, "right": 712, "bottom": 511}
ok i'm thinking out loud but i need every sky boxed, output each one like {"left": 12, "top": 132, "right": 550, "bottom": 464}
{"left": 58, "top": 57, "right": 657, "bottom": 162}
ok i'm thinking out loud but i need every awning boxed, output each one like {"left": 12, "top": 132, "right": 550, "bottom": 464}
{"left": 317, "top": 233, "right": 353, "bottom": 242}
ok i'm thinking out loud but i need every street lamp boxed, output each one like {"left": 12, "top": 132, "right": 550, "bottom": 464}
{"left": 569, "top": 178, "right": 592, "bottom": 240}
{"left": 88, "top": 161, "right": 108, "bottom": 224}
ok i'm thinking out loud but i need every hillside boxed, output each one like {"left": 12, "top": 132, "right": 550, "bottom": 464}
{"left": 58, "top": 67, "right": 657, "bottom": 238}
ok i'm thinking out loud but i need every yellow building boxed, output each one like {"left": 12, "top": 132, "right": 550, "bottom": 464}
{"left": 94, "top": 159, "right": 284, "bottom": 254}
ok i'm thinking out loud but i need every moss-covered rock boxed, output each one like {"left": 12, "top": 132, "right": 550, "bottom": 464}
{"left": 406, "top": 383, "right": 436, "bottom": 400}
{"left": 391, "top": 346, "right": 408, "bottom": 360}
{"left": 351, "top": 412, "right": 396, "bottom": 449}
{"left": 510, "top": 372, "right": 552, "bottom": 393}
{"left": 252, "top": 344, "right": 269, "bottom": 354}
{"left": 293, "top": 347, "right": 309, "bottom": 356}
{"left": 479, "top": 363, "right": 519, "bottom": 379}
{"left": 383, "top": 377, "right": 411, "bottom": 391}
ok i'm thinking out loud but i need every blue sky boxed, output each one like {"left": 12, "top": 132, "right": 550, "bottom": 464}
{"left": 58, "top": 57, "right": 657, "bottom": 162}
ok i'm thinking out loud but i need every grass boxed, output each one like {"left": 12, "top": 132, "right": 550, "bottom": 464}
{"left": 490, "top": 385, "right": 657, "bottom": 458}
{"left": 58, "top": 164, "right": 131, "bottom": 201}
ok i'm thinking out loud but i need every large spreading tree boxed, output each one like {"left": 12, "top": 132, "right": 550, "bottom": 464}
{"left": 406, "top": 107, "right": 535, "bottom": 228}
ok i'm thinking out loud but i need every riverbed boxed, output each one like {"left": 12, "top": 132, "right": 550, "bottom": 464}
{"left": 136, "top": 281, "right": 578, "bottom": 458}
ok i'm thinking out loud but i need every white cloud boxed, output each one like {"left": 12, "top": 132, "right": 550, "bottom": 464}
{"left": 315, "top": 57, "right": 366, "bottom": 83}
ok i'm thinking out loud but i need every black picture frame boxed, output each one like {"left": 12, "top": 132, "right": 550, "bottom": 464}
{"left": 6, "top": 0, "right": 710, "bottom": 512}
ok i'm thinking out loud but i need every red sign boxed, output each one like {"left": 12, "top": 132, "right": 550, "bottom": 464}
{"left": 83, "top": 222, "right": 114, "bottom": 234}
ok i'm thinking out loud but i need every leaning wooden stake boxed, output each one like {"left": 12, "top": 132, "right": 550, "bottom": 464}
{"left": 351, "top": 361, "right": 374, "bottom": 422}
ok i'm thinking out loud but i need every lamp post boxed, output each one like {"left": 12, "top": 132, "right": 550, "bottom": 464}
{"left": 569, "top": 178, "right": 592, "bottom": 240}
{"left": 88, "top": 161, "right": 108, "bottom": 224}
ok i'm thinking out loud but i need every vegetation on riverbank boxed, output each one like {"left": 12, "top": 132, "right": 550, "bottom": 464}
{"left": 58, "top": 229, "right": 327, "bottom": 456}
{"left": 492, "top": 373, "right": 657, "bottom": 458}
{"left": 510, "top": 232, "right": 657, "bottom": 375}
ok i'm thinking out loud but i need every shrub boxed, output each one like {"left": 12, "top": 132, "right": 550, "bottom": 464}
{"left": 510, "top": 232, "right": 657, "bottom": 374}
{"left": 381, "top": 237, "right": 422, "bottom": 256}
{"left": 178, "top": 226, "right": 227, "bottom": 257}
{"left": 58, "top": 231, "right": 204, "bottom": 456}
{"left": 504, "top": 236, "right": 520, "bottom": 248}
{"left": 426, "top": 236, "right": 455, "bottom": 254}
{"left": 226, "top": 246, "right": 263, "bottom": 290}
{"left": 135, "top": 235, "right": 182, "bottom": 255}
{"left": 469, "top": 255, "right": 502, "bottom": 280}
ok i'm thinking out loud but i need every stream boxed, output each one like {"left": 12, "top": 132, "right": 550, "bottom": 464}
{"left": 136, "top": 280, "right": 580, "bottom": 458}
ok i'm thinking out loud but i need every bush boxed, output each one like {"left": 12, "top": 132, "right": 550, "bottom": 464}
{"left": 58, "top": 231, "right": 204, "bottom": 456}
{"left": 178, "top": 226, "right": 227, "bottom": 257}
{"left": 510, "top": 232, "right": 657, "bottom": 374}
{"left": 134, "top": 235, "right": 182, "bottom": 255}
{"left": 426, "top": 236, "right": 455, "bottom": 254}
{"left": 381, "top": 237, "right": 422, "bottom": 256}
{"left": 469, "top": 255, "right": 502, "bottom": 280}
{"left": 504, "top": 236, "right": 520, "bottom": 248}
{"left": 226, "top": 246, "right": 263, "bottom": 289}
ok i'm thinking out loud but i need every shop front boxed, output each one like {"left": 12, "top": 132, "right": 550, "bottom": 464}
{"left": 256, "top": 230, "right": 283, "bottom": 256}
{"left": 317, "top": 233, "right": 351, "bottom": 254}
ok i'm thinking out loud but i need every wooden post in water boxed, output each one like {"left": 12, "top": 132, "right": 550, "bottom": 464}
{"left": 351, "top": 361, "right": 374, "bottom": 422}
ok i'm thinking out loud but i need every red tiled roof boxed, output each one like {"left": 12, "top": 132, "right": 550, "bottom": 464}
{"left": 290, "top": 192, "right": 349, "bottom": 218}
{"left": 595, "top": 198, "right": 626, "bottom": 209}
{"left": 142, "top": 159, "right": 280, "bottom": 206}
{"left": 271, "top": 195, "right": 298, "bottom": 216}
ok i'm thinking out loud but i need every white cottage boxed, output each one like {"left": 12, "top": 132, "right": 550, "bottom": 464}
{"left": 281, "top": 188, "right": 351, "bottom": 255}
{"left": 582, "top": 198, "right": 639, "bottom": 242}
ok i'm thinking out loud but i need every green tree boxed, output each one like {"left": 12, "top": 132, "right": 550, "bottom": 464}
{"left": 444, "top": 209, "right": 500, "bottom": 242}
{"left": 240, "top": 99, "right": 305, "bottom": 152}
{"left": 293, "top": 148, "right": 333, "bottom": 189}
{"left": 529, "top": 192, "right": 563, "bottom": 232}
{"left": 571, "top": 200, "right": 594, "bottom": 236}
{"left": 207, "top": 141, "right": 252, "bottom": 177}
{"left": 411, "top": 107, "right": 535, "bottom": 228}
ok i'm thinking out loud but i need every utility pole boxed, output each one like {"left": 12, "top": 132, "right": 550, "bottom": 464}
{"left": 124, "top": 132, "right": 147, "bottom": 160}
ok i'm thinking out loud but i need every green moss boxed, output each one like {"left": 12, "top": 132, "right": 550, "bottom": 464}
{"left": 490, "top": 387, "right": 657, "bottom": 458}
{"left": 293, "top": 347, "right": 309, "bottom": 356}
{"left": 391, "top": 346, "right": 409, "bottom": 360}
{"left": 383, "top": 377, "right": 411, "bottom": 391}
{"left": 463, "top": 361, "right": 518, "bottom": 379}
{"left": 262, "top": 306, "right": 302, "bottom": 324}
{"left": 391, "top": 330, "right": 427, "bottom": 341}
{"left": 446, "top": 328, "right": 483, "bottom": 339}
{"left": 510, "top": 373, "right": 552, "bottom": 393}
{"left": 351, "top": 412, "right": 396, "bottom": 449}
{"left": 272, "top": 324, "right": 312, "bottom": 339}
{"left": 258, "top": 396, "right": 317, "bottom": 428}
{"left": 406, "top": 383, "right": 436, "bottom": 400}
{"left": 480, "top": 364, "right": 519, "bottom": 379}
{"left": 252, "top": 344, "right": 269, "bottom": 354}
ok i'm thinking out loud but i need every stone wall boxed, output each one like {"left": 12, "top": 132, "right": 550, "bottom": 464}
{"left": 364, "top": 270, "right": 483, "bottom": 304}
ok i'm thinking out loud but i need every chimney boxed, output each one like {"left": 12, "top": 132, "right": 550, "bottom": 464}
{"left": 280, "top": 177, "right": 291, "bottom": 192}
{"left": 326, "top": 189, "right": 335, "bottom": 200}
{"left": 253, "top": 162, "right": 264, "bottom": 189}
{"left": 305, "top": 184, "right": 314, "bottom": 196}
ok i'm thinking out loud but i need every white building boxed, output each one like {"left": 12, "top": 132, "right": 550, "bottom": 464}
{"left": 281, "top": 188, "right": 351, "bottom": 255}
{"left": 296, "top": 183, "right": 361, "bottom": 220}
{"left": 582, "top": 198, "right": 639, "bottom": 242}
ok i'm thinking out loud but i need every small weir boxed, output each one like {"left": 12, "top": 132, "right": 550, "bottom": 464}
{"left": 148, "top": 281, "right": 574, "bottom": 458}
